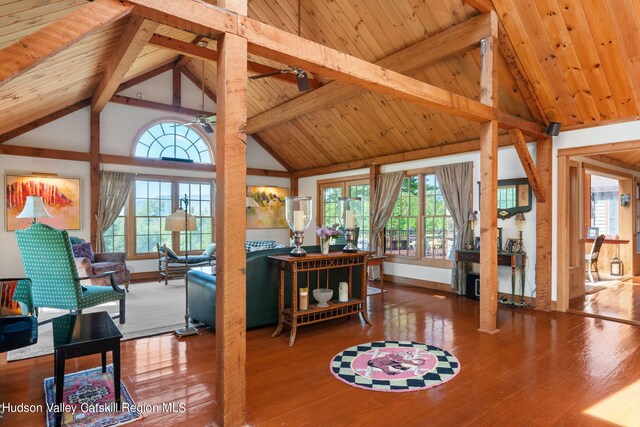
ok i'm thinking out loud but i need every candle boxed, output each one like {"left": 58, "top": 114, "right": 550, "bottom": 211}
{"left": 299, "top": 287, "right": 308, "bottom": 310}
{"left": 338, "top": 282, "right": 348, "bottom": 302}
{"left": 345, "top": 209, "right": 355, "bottom": 229}
{"left": 293, "top": 210, "right": 305, "bottom": 232}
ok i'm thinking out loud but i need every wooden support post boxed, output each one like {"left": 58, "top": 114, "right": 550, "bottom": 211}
{"left": 172, "top": 66, "right": 181, "bottom": 107}
{"left": 510, "top": 129, "right": 546, "bottom": 202}
{"left": 369, "top": 163, "right": 380, "bottom": 252}
{"left": 535, "top": 137, "right": 552, "bottom": 311}
{"left": 90, "top": 112, "right": 101, "bottom": 249}
{"left": 214, "top": 1, "right": 247, "bottom": 422}
{"left": 478, "top": 29, "right": 499, "bottom": 334}
{"left": 290, "top": 176, "right": 298, "bottom": 196}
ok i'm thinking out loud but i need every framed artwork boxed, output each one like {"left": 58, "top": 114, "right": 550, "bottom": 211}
{"left": 246, "top": 186, "right": 289, "bottom": 229}
{"left": 587, "top": 227, "right": 599, "bottom": 239}
{"left": 5, "top": 175, "right": 81, "bottom": 231}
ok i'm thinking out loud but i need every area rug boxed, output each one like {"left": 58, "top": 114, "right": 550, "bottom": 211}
{"left": 330, "top": 340, "right": 460, "bottom": 392}
{"left": 366, "top": 286, "right": 387, "bottom": 296}
{"left": 8, "top": 279, "right": 187, "bottom": 361}
{"left": 44, "top": 364, "right": 142, "bottom": 427}
{"left": 585, "top": 274, "right": 632, "bottom": 294}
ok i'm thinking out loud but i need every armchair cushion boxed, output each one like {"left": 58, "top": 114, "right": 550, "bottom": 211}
{"left": 203, "top": 243, "right": 217, "bottom": 257}
{"left": 245, "top": 240, "right": 278, "bottom": 252}
{"left": 72, "top": 242, "right": 95, "bottom": 262}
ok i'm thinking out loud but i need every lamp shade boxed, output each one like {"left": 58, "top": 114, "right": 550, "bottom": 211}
{"left": 16, "top": 196, "right": 52, "bottom": 222}
{"left": 514, "top": 212, "right": 526, "bottom": 231}
{"left": 165, "top": 209, "right": 197, "bottom": 231}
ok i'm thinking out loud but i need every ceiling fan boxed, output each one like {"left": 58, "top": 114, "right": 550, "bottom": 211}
{"left": 248, "top": 0, "right": 311, "bottom": 92}
{"left": 175, "top": 58, "right": 216, "bottom": 133}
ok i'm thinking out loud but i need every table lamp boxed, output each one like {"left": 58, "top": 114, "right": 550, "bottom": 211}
{"left": 16, "top": 196, "right": 52, "bottom": 224}
{"left": 165, "top": 194, "right": 199, "bottom": 337}
{"left": 515, "top": 212, "right": 526, "bottom": 253}
{"left": 466, "top": 210, "right": 477, "bottom": 250}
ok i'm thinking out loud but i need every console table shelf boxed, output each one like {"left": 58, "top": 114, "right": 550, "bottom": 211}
{"left": 270, "top": 251, "right": 372, "bottom": 346}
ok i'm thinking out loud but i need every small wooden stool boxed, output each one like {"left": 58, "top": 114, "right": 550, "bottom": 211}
{"left": 367, "top": 255, "right": 386, "bottom": 292}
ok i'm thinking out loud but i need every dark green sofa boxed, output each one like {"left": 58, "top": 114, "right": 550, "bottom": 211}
{"left": 187, "top": 244, "right": 364, "bottom": 329}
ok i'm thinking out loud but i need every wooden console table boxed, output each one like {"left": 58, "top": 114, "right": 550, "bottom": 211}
{"left": 269, "top": 251, "right": 373, "bottom": 346}
{"left": 455, "top": 249, "right": 527, "bottom": 303}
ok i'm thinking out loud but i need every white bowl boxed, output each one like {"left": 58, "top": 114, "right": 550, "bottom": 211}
{"left": 313, "top": 288, "right": 333, "bottom": 308}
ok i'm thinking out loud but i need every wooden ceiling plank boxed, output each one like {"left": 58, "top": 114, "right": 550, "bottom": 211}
{"left": 92, "top": 16, "right": 159, "bottom": 113}
{"left": 246, "top": 13, "right": 494, "bottom": 134}
{"left": 586, "top": 154, "right": 640, "bottom": 173}
{"left": 580, "top": 0, "right": 638, "bottom": 117}
{"left": 0, "top": 0, "right": 132, "bottom": 85}
{"left": 0, "top": 98, "right": 90, "bottom": 144}
{"left": 492, "top": 0, "right": 565, "bottom": 122}
{"left": 606, "top": 0, "right": 640, "bottom": 112}
{"left": 509, "top": 128, "right": 546, "bottom": 202}
{"left": 293, "top": 134, "right": 514, "bottom": 177}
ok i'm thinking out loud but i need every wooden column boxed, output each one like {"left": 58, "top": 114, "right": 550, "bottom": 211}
{"left": 90, "top": 112, "right": 100, "bottom": 248}
{"left": 172, "top": 66, "right": 181, "bottom": 107}
{"left": 478, "top": 24, "right": 499, "bottom": 333}
{"left": 290, "top": 176, "right": 298, "bottom": 196}
{"left": 214, "top": 0, "right": 247, "bottom": 424}
{"left": 535, "top": 137, "right": 552, "bottom": 311}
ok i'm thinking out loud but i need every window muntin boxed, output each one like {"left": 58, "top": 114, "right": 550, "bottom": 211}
{"left": 134, "top": 121, "right": 212, "bottom": 164}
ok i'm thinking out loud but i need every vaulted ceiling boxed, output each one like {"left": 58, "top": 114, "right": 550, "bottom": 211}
{"left": 1, "top": 0, "right": 639, "bottom": 173}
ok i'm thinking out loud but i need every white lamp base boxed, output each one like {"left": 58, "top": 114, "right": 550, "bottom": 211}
{"left": 175, "top": 325, "right": 200, "bottom": 337}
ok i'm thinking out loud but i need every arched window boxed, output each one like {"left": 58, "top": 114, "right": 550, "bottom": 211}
{"left": 134, "top": 121, "right": 212, "bottom": 164}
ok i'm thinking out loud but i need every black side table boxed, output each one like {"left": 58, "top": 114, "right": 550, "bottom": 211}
{"left": 52, "top": 311, "right": 122, "bottom": 427}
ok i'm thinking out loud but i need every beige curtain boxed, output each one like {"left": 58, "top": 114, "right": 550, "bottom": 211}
{"left": 95, "top": 171, "right": 135, "bottom": 253}
{"left": 371, "top": 171, "right": 405, "bottom": 255}
{"left": 435, "top": 162, "right": 473, "bottom": 294}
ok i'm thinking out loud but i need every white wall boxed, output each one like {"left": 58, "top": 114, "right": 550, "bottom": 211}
{"left": 299, "top": 145, "right": 538, "bottom": 297}
{"left": 552, "top": 121, "right": 640, "bottom": 301}
{"left": 1, "top": 71, "right": 288, "bottom": 277}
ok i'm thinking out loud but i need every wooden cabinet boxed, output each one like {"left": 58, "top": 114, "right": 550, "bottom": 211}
{"left": 269, "top": 251, "right": 372, "bottom": 346}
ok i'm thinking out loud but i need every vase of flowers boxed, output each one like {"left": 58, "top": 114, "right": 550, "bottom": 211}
{"left": 316, "top": 224, "right": 343, "bottom": 255}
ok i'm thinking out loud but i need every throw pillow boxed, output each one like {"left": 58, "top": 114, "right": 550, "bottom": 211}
{"left": 159, "top": 245, "right": 179, "bottom": 259}
{"left": 202, "top": 243, "right": 217, "bottom": 257}
{"left": 1, "top": 280, "right": 22, "bottom": 316}
{"left": 69, "top": 236, "right": 85, "bottom": 245}
{"left": 72, "top": 242, "right": 95, "bottom": 263}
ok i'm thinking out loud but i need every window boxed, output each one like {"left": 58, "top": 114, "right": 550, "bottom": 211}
{"left": 588, "top": 173, "right": 619, "bottom": 237}
{"left": 134, "top": 121, "right": 212, "bottom": 163}
{"left": 178, "top": 182, "right": 213, "bottom": 251}
{"left": 317, "top": 177, "right": 370, "bottom": 250}
{"left": 134, "top": 179, "right": 173, "bottom": 254}
{"left": 103, "top": 207, "right": 126, "bottom": 252}
{"left": 384, "top": 171, "right": 457, "bottom": 265}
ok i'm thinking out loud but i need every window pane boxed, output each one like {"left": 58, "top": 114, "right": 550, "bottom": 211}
{"left": 134, "top": 121, "right": 213, "bottom": 164}
{"left": 134, "top": 179, "right": 173, "bottom": 255}
{"left": 421, "top": 174, "right": 456, "bottom": 260}
{"left": 384, "top": 177, "right": 418, "bottom": 257}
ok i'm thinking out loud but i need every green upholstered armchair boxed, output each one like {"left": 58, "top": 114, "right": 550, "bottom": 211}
{"left": 15, "top": 224, "right": 126, "bottom": 324}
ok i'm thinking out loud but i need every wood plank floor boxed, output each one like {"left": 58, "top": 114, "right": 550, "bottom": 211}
{"left": 569, "top": 280, "right": 640, "bottom": 325}
{"left": 3, "top": 283, "right": 640, "bottom": 426}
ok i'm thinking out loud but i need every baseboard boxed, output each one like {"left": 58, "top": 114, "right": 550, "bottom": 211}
{"left": 131, "top": 271, "right": 159, "bottom": 283}
{"left": 384, "top": 274, "right": 454, "bottom": 293}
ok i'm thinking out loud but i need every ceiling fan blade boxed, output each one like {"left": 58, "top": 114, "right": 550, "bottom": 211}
{"left": 249, "top": 69, "right": 289, "bottom": 80}
{"left": 296, "top": 70, "right": 311, "bottom": 92}
{"left": 171, "top": 122, "right": 196, "bottom": 127}
{"left": 201, "top": 122, "right": 214, "bottom": 133}
{"left": 205, "top": 115, "right": 217, "bottom": 123}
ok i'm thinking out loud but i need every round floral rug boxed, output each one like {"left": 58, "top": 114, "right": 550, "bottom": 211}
{"left": 330, "top": 340, "right": 460, "bottom": 392}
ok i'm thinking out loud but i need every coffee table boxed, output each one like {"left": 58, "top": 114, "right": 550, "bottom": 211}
{"left": 52, "top": 311, "right": 122, "bottom": 427}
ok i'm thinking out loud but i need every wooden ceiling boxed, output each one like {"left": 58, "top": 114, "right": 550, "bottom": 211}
{"left": 1, "top": 0, "right": 640, "bottom": 173}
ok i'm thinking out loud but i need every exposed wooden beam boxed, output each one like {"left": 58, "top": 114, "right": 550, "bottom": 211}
{"left": 92, "top": 16, "right": 158, "bottom": 113}
{"left": 215, "top": 30, "right": 248, "bottom": 427}
{"left": 246, "top": 13, "right": 493, "bottom": 134}
{"left": 115, "top": 62, "right": 174, "bottom": 94}
{"left": 90, "top": 112, "right": 100, "bottom": 249}
{"left": 127, "top": 0, "right": 544, "bottom": 137}
{"left": 175, "top": 35, "right": 204, "bottom": 69}
{"left": 292, "top": 134, "right": 514, "bottom": 178}
{"left": 509, "top": 128, "right": 546, "bottom": 202}
{"left": 558, "top": 139, "right": 640, "bottom": 157}
{"left": 478, "top": 30, "right": 499, "bottom": 334}
{"left": 172, "top": 66, "right": 181, "bottom": 107}
{"left": 536, "top": 136, "right": 552, "bottom": 311}
{"left": 464, "top": 0, "right": 493, "bottom": 13}
{"left": 110, "top": 95, "right": 215, "bottom": 117}
{"left": 149, "top": 33, "right": 321, "bottom": 89}
{"left": 0, "top": 0, "right": 132, "bottom": 86}
{"left": 0, "top": 99, "right": 90, "bottom": 144}
{"left": 0, "top": 145, "right": 90, "bottom": 161}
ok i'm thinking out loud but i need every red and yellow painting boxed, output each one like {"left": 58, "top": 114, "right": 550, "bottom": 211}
{"left": 5, "top": 175, "right": 81, "bottom": 231}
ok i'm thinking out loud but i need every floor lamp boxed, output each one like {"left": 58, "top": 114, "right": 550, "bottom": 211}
{"left": 165, "top": 194, "right": 199, "bottom": 337}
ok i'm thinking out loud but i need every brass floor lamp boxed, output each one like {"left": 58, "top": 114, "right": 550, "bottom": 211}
{"left": 165, "top": 194, "right": 200, "bottom": 337}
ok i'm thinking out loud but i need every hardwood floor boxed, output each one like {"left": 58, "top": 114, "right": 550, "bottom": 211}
{"left": 569, "top": 280, "right": 640, "bottom": 325}
{"left": 3, "top": 283, "right": 640, "bottom": 426}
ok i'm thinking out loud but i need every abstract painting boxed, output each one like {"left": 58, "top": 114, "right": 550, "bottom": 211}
{"left": 5, "top": 175, "right": 81, "bottom": 231}
{"left": 246, "top": 186, "right": 288, "bottom": 229}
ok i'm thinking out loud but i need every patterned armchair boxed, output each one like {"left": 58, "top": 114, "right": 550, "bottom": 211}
{"left": 16, "top": 224, "right": 126, "bottom": 324}
{"left": 71, "top": 238, "right": 130, "bottom": 291}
